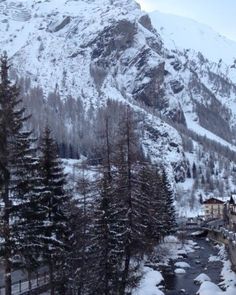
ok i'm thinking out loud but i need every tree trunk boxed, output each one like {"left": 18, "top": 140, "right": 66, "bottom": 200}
{"left": 105, "top": 117, "right": 112, "bottom": 182}
{"left": 28, "top": 269, "right": 32, "bottom": 291}
{"left": 120, "top": 108, "right": 133, "bottom": 295}
{"left": 120, "top": 245, "right": 131, "bottom": 295}
{"left": 3, "top": 179, "right": 12, "bottom": 295}
{"left": 49, "top": 259, "right": 54, "bottom": 295}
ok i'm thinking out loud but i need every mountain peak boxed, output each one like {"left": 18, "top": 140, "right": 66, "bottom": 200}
{"left": 149, "top": 10, "right": 236, "bottom": 64}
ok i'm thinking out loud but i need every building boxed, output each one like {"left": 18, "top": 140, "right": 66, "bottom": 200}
{"left": 225, "top": 195, "right": 236, "bottom": 231}
{"left": 203, "top": 197, "right": 225, "bottom": 219}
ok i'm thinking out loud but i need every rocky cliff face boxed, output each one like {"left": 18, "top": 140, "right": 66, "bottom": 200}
{"left": 1, "top": 0, "right": 236, "bottom": 211}
{"left": 0, "top": 0, "right": 187, "bottom": 180}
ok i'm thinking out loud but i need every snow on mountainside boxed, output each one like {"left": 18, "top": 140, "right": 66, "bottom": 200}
{"left": 147, "top": 10, "right": 236, "bottom": 150}
{"left": 149, "top": 10, "right": 236, "bottom": 65}
{"left": 0, "top": 0, "right": 143, "bottom": 101}
{"left": 1, "top": 0, "right": 236, "bottom": 214}
{"left": 0, "top": 0, "right": 186, "bottom": 181}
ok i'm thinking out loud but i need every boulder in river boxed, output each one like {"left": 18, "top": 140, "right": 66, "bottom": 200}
{"left": 196, "top": 281, "right": 222, "bottom": 295}
{"left": 175, "top": 261, "right": 191, "bottom": 268}
{"left": 175, "top": 268, "right": 186, "bottom": 274}
{"left": 194, "top": 273, "right": 211, "bottom": 285}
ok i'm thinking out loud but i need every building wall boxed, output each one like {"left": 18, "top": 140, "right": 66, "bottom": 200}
{"left": 225, "top": 203, "right": 236, "bottom": 230}
{"left": 228, "top": 212, "right": 236, "bottom": 231}
{"left": 204, "top": 203, "right": 224, "bottom": 219}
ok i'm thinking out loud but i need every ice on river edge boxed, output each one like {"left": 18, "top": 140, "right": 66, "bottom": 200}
{"left": 134, "top": 236, "right": 196, "bottom": 294}
{"left": 135, "top": 237, "right": 236, "bottom": 295}
{"left": 197, "top": 243, "right": 236, "bottom": 295}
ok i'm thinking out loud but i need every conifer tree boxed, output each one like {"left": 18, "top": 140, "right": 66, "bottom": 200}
{"left": 0, "top": 53, "right": 38, "bottom": 295}
{"left": 11, "top": 135, "right": 44, "bottom": 286}
{"left": 67, "top": 167, "right": 95, "bottom": 295}
{"left": 87, "top": 171, "right": 120, "bottom": 295}
{"left": 38, "top": 126, "right": 71, "bottom": 295}
{"left": 85, "top": 114, "right": 126, "bottom": 295}
{"left": 141, "top": 165, "right": 165, "bottom": 246}
{"left": 114, "top": 107, "right": 149, "bottom": 295}
{"left": 161, "top": 169, "right": 177, "bottom": 235}
{"left": 192, "top": 162, "right": 197, "bottom": 179}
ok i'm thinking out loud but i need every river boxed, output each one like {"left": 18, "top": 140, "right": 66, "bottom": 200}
{"left": 162, "top": 237, "right": 223, "bottom": 294}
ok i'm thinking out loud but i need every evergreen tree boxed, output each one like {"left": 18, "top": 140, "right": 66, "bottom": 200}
{"left": 88, "top": 170, "right": 124, "bottom": 295}
{"left": 67, "top": 167, "right": 95, "bottom": 295}
{"left": 192, "top": 162, "right": 197, "bottom": 179}
{"left": 0, "top": 53, "right": 38, "bottom": 295}
{"left": 38, "top": 126, "right": 71, "bottom": 295}
{"left": 187, "top": 167, "right": 191, "bottom": 178}
{"left": 114, "top": 107, "right": 148, "bottom": 295}
{"left": 11, "top": 134, "right": 44, "bottom": 286}
{"left": 143, "top": 165, "right": 167, "bottom": 245}
{"left": 161, "top": 169, "right": 177, "bottom": 235}
{"left": 86, "top": 113, "right": 126, "bottom": 295}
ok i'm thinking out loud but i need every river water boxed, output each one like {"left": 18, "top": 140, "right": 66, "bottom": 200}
{"left": 162, "top": 238, "right": 223, "bottom": 295}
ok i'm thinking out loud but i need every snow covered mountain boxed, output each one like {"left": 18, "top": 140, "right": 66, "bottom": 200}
{"left": 0, "top": 0, "right": 187, "bottom": 179}
{"left": 1, "top": 0, "right": 236, "bottom": 214}
{"left": 149, "top": 10, "right": 236, "bottom": 65}
{"left": 146, "top": 10, "right": 236, "bottom": 147}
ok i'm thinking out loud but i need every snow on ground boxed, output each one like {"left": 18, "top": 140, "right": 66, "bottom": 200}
{"left": 175, "top": 174, "right": 203, "bottom": 218}
{"left": 62, "top": 158, "right": 101, "bottom": 195}
{"left": 196, "top": 281, "right": 222, "bottom": 295}
{"left": 133, "top": 267, "right": 164, "bottom": 295}
{"left": 217, "top": 245, "right": 236, "bottom": 292}
{"left": 185, "top": 113, "right": 236, "bottom": 152}
{"left": 134, "top": 236, "right": 196, "bottom": 294}
{"left": 195, "top": 243, "right": 236, "bottom": 295}
{"left": 154, "top": 236, "right": 195, "bottom": 265}
{"left": 197, "top": 281, "right": 236, "bottom": 295}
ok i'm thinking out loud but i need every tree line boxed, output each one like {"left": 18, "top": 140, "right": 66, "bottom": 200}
{"left": 0, "top": 54, "right": 176, "bottom": 295}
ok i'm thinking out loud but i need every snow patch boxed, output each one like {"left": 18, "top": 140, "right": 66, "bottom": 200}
{"left": 134, "top": 267, "right": 164, "bottom": 295}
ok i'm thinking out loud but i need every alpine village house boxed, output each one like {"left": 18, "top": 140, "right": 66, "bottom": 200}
{"left": 203, "top": 195, "right": 236, "bottom": 231}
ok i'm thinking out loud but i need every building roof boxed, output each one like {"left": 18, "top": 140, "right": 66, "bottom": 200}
{"left": 203, "top": 197, "right": 224, "bottom": 205}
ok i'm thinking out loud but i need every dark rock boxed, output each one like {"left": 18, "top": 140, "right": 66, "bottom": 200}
{"left": 48, "top": 16, "right": 71, "bottom": 33}
{"left": 170, "top": 80, "right": 184, "bottom": 94}
{"left": 170, "top": 142, "right": 179, "bottom": 148}
{"left": 195, "top": 101, "right": 232, "bottom": 142}
{"left": 171, "top": 60, "right": 182, "bottom": 71}
{"left": 90, "top": 61, "right": 108, "bottom": 90}
{"left": 167, "top": 107, "right": 186, "bottom": 126}
{"left": 133, "top": 62, "right": 166, "bottom": 107}
{"left": 138, "top": 14, "right": 153, "bottom": 31}
{"left": 92, "top": 20, "right": 137, "bottom": 59}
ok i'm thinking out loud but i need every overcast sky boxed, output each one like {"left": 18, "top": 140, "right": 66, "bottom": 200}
{"left": 136, "top": 0, "right": 236, "bottom": 41}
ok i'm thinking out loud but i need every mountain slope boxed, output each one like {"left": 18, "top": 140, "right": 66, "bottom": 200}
{"left": 147, "top": 10, "right": 236, "bottom": 148}
{"left": 0, "top": 0, "right": 187, "bottom": 181}
{"left": 149, "top": 10, "right": 236, "bottom": 65}
{"left": 1, "top": 0, "right": 236, "bottom": 215}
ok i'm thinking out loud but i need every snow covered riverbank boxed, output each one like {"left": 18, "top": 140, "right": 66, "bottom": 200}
{"left": 134, "top": 236, "right": 196, "bottom": 294}
{"left": 197, "top": 244, "right": 236, "bottom": 295}
{"left": 134, "top": 236, "right": 236, "bottom": 295}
